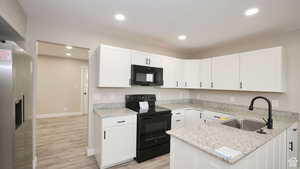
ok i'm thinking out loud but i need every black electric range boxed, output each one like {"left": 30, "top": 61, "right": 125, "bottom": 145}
{"left": 125, "top": 95, "right": 172, "bottom": 163}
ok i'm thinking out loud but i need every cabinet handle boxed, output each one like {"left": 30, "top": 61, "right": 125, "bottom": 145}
{"left": 185, "top": 82, "right": 187, "bottom": 87}
{"left": 240, "top": 82, "right": 243, "bottom": 89}
{"left": 176, "top": 120, "right": 181, "bottom": 122}
{"left": 200, "top": 113, "right": 202, "bottom": 119}
{"left": 104, "top": 131, "right": 106, "bottom": 140}
{"left": 149, "top": 58, "right": 151, "bottom": 65}
{"left": 117, "top": 120, "right": 126, "bottom": 123}
{"left": 289, "top": 141, "right": 294, "bottom": 151}
{"left": 146, "top": 58, "right": 148, "bottom": 65}
{"left": 175, "top": 113, "right": 181, "bottom": 115}
{"left": 176, "top": 81, "right": 178, "bottom": 87}
{"left": 200, "top": 82, "right": 202, "bottom": 88}
{"left": 211, "top": 82, "right": 214, "bottom": 88}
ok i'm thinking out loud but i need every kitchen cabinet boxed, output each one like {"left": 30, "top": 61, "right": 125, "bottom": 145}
{"left": 184, "top": 109, "right": 201, "bottom": 127}
{"left": 239, "top": 46, "right": 286, "bottom": 92}
{"left": 95, "top": 114, "right": 137, "bottom": 169}
{"left": 96, "top": 45, "right": 131, "bottom": 87}
{"left": 287, "top": 123, "right": 298, "bottom": 169}
{"left": 199, "top": 58, "right": 212, "bottom": 89}
{"left": 131, "top": 50, "right": 162, "bottom": 67}
{"left": 162, "top": 56, "right": 184, "bottom": 88}
{"left": 171, "top": 130, "right": 289, "bottom": 169}
{"left": 211, "top": 54, "right": 239, "bottom": 90}
{"left": 171, "top": 109, "right": 185, "bottom": 129}
{"left": 183, "top": 60, "right": 201, "bottom": 89}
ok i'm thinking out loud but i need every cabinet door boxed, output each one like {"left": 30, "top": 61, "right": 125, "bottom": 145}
{"left": 131, "top": 50, "right": 149, "bottom": 66}
{"left": 240, "top": 47, "right": 284, "bottom": 92}
{"left": 211, "top": 54, "right": 239, "bottom": 90}
{"left": 183, "top": 60, "right": 201, "bottom": 89}
{"left": 287, "top": 123, "right": 298, "bottom": 169}
{"left": 149, "top": 54, "right": 162, "bottom": 67}
{"left": 199, "top": 58, "right": 212, "bottom": 89}
{"left": 162, "top": 56, "right": 183, "bottom": 88}
{"left": 98, "top": 45, "right": 131, "bottom": 87}
{"left": 184, "top": 109, "right": 201, "bottom": 127}
{"left": 102, "top": 124, "right": 136, "bottom": 167}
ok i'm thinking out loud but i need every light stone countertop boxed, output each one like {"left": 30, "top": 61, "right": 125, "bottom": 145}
{"left": 94, "top": 107, "right": 137, "bottom": 118}
{"left": 162, "top": 103, "right": 298, "bottom": 164}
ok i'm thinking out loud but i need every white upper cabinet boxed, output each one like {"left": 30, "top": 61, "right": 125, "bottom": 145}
{"left": 199, "top": 58, "right": 212, "bottom": 89}
{"left": 239, "top": 46, "right": 286, "bottom": 92}
{"left": 97, "top": 45, "right": 131, "bottom": 87}
{"left": 162, "top": 56, "right": 183, "bottom": 88}
{"left": 211, "top": 54, "right": 239, "bottom": 90}
{"left": 131, "top": 51, "right": 162, "bottom": 67}
{"left": 183, "top": 60, "right": 201, "bottom": 89}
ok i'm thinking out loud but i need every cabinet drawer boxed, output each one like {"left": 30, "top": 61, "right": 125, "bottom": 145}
{"left": 172, "top": 116, "right": 185, "bottom": 129}
{"left": 103, "top": 115, "right": 137, "bottom": 128}
{"left": 172, "top": 110, "right": 185, "bottom": 117}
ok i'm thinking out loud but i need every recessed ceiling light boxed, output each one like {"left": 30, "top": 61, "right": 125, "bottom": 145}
{"left": 66, "top": 45, "right": 72, "bottom": 49}
{"left": 245, "top": 8, "right": 259, "bottom": 16}
{"left": 115, "top": 14, "right": 126, "bottom": 21}
{"left": 66, "top": 53, "right": 71, "bottom": 56}
{"left": 178, "top": 35, "right": 187, "bottom": 40}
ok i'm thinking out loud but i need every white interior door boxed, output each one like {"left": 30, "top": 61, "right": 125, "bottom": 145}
{"left": 81, "top": 66, "right": 89, "bottom": 114}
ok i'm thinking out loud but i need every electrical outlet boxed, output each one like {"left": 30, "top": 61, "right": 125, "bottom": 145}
{"left": 230, "top": 96, "right": 235, "bottom": 103}
{"left": 272, "top": 100, "right": 279, "bottom": 108}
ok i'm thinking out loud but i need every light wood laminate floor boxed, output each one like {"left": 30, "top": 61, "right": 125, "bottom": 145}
{"left": 36, "top": 115, "right": 169, "bottom": 169}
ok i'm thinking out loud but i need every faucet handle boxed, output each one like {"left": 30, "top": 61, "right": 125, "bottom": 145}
{"left": 262, "top": 118, "right": 268, "bottom": 124}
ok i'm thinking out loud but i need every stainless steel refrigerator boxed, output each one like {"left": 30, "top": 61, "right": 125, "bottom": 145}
{"left": 0, "top": 41, "right": 33, "bottom": 169}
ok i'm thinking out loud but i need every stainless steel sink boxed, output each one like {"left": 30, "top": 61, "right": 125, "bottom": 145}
{"left": 222, "top": 119, "right": 266, "bottom": 131}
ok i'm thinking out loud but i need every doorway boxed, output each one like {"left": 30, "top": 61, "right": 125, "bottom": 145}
{"left": 35, "top": 41, "right": 96, "bottom": 168}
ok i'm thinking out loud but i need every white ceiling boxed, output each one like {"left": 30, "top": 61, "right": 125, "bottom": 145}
{"left": 20, "top": 0, "right": 300, "bottom": 51}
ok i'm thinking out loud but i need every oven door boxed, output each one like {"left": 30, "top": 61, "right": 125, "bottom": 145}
{"left": 137, "top": 113, "right": 171, "bottom": 149}
{"left": 131, "top": 65, "right": 163, "bottom": 86}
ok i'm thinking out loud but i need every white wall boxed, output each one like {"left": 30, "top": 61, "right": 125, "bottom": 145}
{"left": 0, "top": 0, "right": 27, "bottom": 38}
{"left": 37, "top": 55, "right": 88, "bottom": 114}
{"left": 189, "top": 30, "right": 300, "bottom": 113}
{"left": 25, "top": 19, "right": 190, "bottom": 156}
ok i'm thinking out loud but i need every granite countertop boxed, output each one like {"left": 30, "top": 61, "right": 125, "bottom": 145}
{"left": 94, "top": 107, "right": 137, "bottom": 118}
{"left": 162, "top": 103, "right": 298, "bottom": 164}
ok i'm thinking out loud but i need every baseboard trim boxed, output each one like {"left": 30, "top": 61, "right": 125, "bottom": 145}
{"left": 86, "top": 147, "right": 95, "bottom": 156}
{"left": 36, "top": 112, "right": 84, "bottom": 119}
{"left": 33, "top": 156, "right": 37, "bottom": 169}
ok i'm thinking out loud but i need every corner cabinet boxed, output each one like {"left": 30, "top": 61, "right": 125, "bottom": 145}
{"left": 96, "top": 45, "right": 131, "bottom": 87}
{"left": 95, "top": 114, "right": 137, "bottom": 169}
{"left": 162, "top": 56, "right": 184, "bottom": 88}
{"left": 239, "top": 47, "right": 286, "bottom": 92}
{"left": 211, "top": 54, "right": 240, "bottom": 90}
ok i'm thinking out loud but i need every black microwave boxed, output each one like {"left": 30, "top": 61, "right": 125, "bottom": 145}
{"left": 131, "top": 65, "right": 163, "bottom": 86}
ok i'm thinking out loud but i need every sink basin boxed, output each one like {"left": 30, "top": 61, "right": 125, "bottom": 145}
{"left": 222, "top": 119, "right": 266, "bottom": 131}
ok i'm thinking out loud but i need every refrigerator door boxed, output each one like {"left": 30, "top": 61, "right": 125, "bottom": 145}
{"left": 0, "top": 45, "right": 15, "bottom": 169}
{"left": 0, "top": 42, "right": 33, "bottom": 169}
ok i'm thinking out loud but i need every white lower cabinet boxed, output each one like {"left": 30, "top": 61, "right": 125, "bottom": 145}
{"left": 171, "top": 109, "right": 185, "bottom": 129}
{"left": 95, "top": 114, "right": 137, "bottom": 169}
{"left": 170, "top": 122, "right": 298, "bottom": 169}
{"left": 287, "top": 123, "right": 298, "bottom": 169}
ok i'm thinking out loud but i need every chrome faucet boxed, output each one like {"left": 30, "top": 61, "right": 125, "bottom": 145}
{"left": 248, "top": 96, "right": 273, "bottom": 129}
